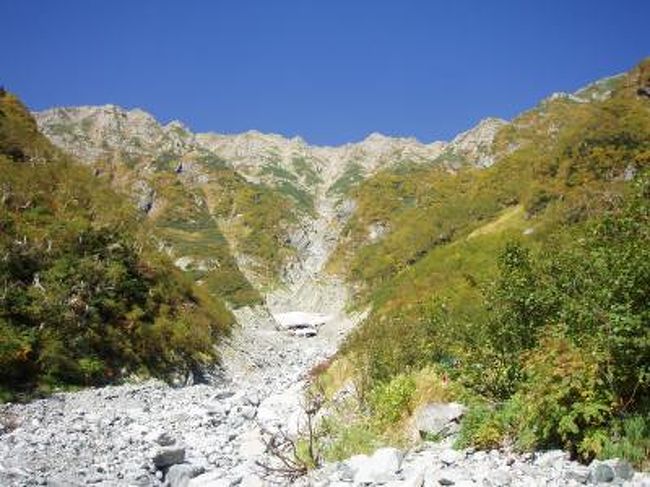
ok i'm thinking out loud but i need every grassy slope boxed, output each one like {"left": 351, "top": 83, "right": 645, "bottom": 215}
{"left": 318, "top": 59, "right": 650, "bottom": 462}
{"left": 95, "top": 157, "right": 264, "bottom": 307}
{"left": 0, "top": 92, "right": 234, "bottom": 398}
{"left": 38, "top": 119, "right": 305, "bottom": 299}
{"left": 335, "top": 59, "right": 650, "bottom": 308}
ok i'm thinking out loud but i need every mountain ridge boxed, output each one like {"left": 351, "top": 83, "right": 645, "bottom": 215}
{"left": 33, "top": 102, "right": 508, "bottom": 294}
{"left": 34, "top": 105, "right": 505, "bottom": 185}
{"left": 1, "top": 59, "right": 649, "bottom": 486}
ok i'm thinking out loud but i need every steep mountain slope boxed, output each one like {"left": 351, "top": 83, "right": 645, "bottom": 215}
{"left": 35, "top": 106, "right": 289, "bottom": 299}
{"left": 35, "top": 105, "right": 504, "bottom": 298}
{"left": 1, "top": 59, "right": 649, "bottom": 486}
{"left": 317, "top": 58, "right": 650, "bottom": 465}
{"left": 0, "top": 91, "right": 235, "bottom": 398}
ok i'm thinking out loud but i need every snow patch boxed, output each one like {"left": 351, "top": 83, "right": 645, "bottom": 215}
{"left": 272, "top": 311, "right": 330, "bottom": 330}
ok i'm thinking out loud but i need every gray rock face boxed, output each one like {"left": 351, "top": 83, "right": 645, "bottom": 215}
{"left": 445, "top": 117, "right": 508, "bottom": 168}
{"left": 133, "top": 179, "right": 156, "bottom": 213}
{"left": 353, "top": 447, "right": 403, "bottom": 484}
{"left": 34, "top": 104, "right": 465, "bottom": 198}
{"left": 305, "top": 441, "right": 650, "bottom": 487}
{"left": 411, "top": 402, "right": 466, "bottom": 440}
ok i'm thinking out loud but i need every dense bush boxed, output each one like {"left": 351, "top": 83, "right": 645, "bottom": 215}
{"left": 0, "top": 93, "right": 233, "bottom": 399}
{"left": 369, "top": 374, "right": 416, "bottom": 425}
{"left": 335, "top": 60, "right": 650, "bottom": 466}
{"left": 456, "top": 175, "right": 649, "bottom": 462}
{"left": 602, "top": 415, "right": 650, "bottom": 469}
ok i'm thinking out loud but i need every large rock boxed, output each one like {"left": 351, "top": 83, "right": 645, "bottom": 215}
{"left": 164, "top": 464, "right": 204, "bottom": 487}
{"left": 589, "top": 458, "right": 634, "bottom": 483}
{"left": 152, "top": 446, "right": 186, "bottom": 469}
{"left": 589, "top": 462, "right": 615, "bottom": 483}
{"left": 604, "top": 458, "right": 634, "bottom": 481}
{"left": 410, "top": 402, "right": 466, "bottom": 440}
{"left": 256, "top": 383, "right": 305, "bottom": 436}
{"left": 353, "top": 447, "right": 403, "bottom": 484}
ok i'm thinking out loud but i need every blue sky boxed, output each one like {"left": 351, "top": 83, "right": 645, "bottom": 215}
{"left": 1, "top": 1, "right": 648, "bottom": 145}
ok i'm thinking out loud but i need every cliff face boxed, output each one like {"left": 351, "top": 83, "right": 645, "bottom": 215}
{"left": 35, "top": 105, "right": 504, "bottom": 192}
{"left": 34, "top": 105, "right": 506, "bottom": 294}
{"left": 6, "top": 60, "right": 648, "bottom": 487}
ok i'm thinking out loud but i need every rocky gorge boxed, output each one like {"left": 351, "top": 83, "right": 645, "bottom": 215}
{"left": 2, "top": 70, "right": 650, "bottom": 487}
{"left": 1, "top": 226, "right": 648, "bottom": 487}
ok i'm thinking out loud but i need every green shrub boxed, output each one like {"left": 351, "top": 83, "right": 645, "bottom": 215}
{"left": 369, "top": 374, "right": 416, "bottom": 425}
{"left": 513, "top": 331, "right": 614, "bottom": 459}
{"left": 0, "top": 92, "right": 234, "bottom": 398}
{"left": 601, "top": 415, "right": 650, "bottom": 469}
{"left": 77, "top": 357, "right": 106, "bottom": 385}
{"left": 321, "top": 417, "right": 379, "bottom": 461}
{"left": 456, "top": 403, "right": 506, "bottom": 450}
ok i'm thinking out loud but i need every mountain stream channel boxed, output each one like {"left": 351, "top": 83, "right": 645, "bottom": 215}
{"left": 0, "top": 197, "right": 648, "bottom": 487}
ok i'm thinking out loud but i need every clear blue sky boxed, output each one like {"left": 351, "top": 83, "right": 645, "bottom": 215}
{"left": 1, "top": 1, "right": 648, "bottom": 145}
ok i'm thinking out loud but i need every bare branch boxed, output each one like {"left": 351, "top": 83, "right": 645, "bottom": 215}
{"left": 254, "top": 388, "right": 325, "bottom": 481}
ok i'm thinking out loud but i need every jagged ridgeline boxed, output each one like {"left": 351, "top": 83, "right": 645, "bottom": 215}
{"left": 0, "top": 92, "right": 235, "bottom": 398}
{"left": 32, "top": 107, "right": 448, "bottom": 292}
{"left": 33, "top": 106, "right": 303, "bottom": 301}
{"left": 320, "top": 59, "right": 650, "bottom": 464}
{"left": 33, "top": 102, "right": 507, "bottom": 299}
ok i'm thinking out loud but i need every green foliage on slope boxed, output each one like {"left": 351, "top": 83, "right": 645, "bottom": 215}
{"left": 0, "top": 93, "right": 60, "bottom": 163}
{"left": 37, "top": 111, "right": 304, "bottom": 291}
{"left": 144, "top": 171, "right": 262, "bottom": 307}
{"left": 327, "top": 162, "right": 365, "bottom": 198}
{"left": 329, "top": 59, "right": 650, "bottom": 466}
{"left": 260, "top": 158, "right": 318, "bottom": 215}
{"left": 90, "top": 151, "right": 291, "bottom": 299}
{"left": 454, "top": 181, "right": 649, "bottom": 463}
{"left": 0, "top": 91, "right": 234, "bottom": 399}
{"left": 202, "top": 165, "right": 296, "bottom": 283}
{"left": 292, "top": 156, "right": 323, "bottom": 187}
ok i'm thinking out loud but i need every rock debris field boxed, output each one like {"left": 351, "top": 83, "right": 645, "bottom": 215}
{"left": 0, "top": 293, "right": 354, "bottom": 487}
{"left": 1, "top": 199, "right": 649, "bottom": 487}
{"left": 1, "top": 299, "right": 649, "bottom": 487}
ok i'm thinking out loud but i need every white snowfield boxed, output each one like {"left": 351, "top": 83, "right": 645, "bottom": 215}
{"left": 272, "top": 311, "right": 331, "bottom": 329}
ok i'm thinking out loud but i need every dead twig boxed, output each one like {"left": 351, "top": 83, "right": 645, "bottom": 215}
{"left": 255, "top": 389, "right": 325, "bottom": 481}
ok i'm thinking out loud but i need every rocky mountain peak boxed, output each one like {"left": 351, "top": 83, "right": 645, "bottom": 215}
{"left": 34, "top": 105, "right": 508, "bottom": 197}
{"left": 445, "top": 117, "right": 508, "bottom": 168}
